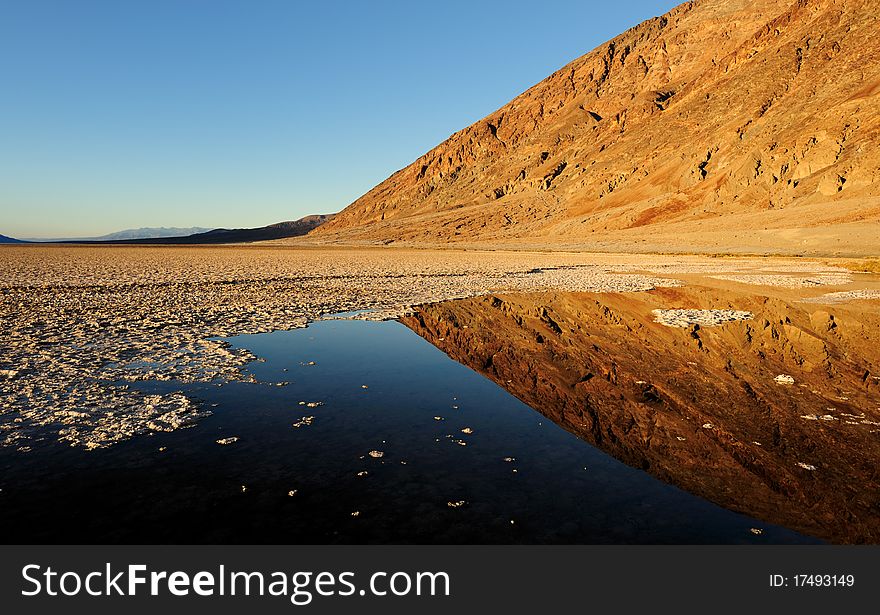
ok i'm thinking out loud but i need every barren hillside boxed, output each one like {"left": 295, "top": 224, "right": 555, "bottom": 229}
{"left": 311, "top": 0, "right": 880, "bottom": 255}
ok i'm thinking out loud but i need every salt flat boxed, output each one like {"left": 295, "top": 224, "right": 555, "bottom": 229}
{"left": 0, "top": 245, "right": 874, "bottom": 451}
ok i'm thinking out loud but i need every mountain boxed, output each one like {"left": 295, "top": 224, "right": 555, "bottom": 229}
{"left": 24, "top": 216, "right": 333, "bottom": 245}
{"left": 91, "top": 227, "right": 212, "bottom": 241}
{"left": 313, "top": 0, "right": 880, "bottom": 255}
{"left": 101, "top": 215, "right": 335, "bottom": 244}
{"left": 25, "top": 227, "right": 212, "bottom": 242}
{"left": 0, "top": 234, "right": 25, "bottom": 244}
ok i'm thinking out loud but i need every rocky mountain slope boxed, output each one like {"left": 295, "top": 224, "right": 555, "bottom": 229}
{"left": 312, "top": 0, "right": 880, "bottom": 255}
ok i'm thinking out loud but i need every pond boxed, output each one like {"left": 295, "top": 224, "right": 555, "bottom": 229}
{"left": 0, "top": 319, "right": 816, "bottom": 544}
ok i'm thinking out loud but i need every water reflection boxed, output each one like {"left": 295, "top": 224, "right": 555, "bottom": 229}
{"left": 402, "top": 288, "right": 880, "bottom": 544}
{"left": 0, "top": 319, "right": 814, "bottom": 544}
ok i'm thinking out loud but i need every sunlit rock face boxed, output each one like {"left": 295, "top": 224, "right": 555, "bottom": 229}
{"left": 402, "top": 287, "right": 880, "bottom": 543}
{"left": 314, "top": 0, "right": 880, "bottom": 255}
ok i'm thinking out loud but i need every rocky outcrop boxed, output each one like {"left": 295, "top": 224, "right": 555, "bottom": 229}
{"left": 313, "top": 0, "right": 880, "bottom": 254}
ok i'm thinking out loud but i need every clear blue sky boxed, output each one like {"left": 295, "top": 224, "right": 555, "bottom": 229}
{"left": 1, "top": 0, "right": 677, "bottom": 238}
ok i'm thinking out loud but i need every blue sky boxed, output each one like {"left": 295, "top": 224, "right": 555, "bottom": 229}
{"left": 1, "top": 0, "right": 677, "bottom": 238}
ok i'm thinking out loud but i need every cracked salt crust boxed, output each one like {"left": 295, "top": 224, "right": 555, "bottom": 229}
{"left": 709, "top": 273, "right": 852, "bottom": 288}
{"left": 652, "top": 309, "right": 753, "bottom": 328}
{"left": 1, "top": 248, "right": 685, "bottom": 451}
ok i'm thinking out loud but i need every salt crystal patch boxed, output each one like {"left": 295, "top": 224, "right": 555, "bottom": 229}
{"left": 801, "top": 289, "right": 880, "bottom": 304}
{"left": 652, "top": 309, "right": 752, "bottom": 328}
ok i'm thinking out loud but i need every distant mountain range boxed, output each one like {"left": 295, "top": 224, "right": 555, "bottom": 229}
{"left": 6, "top": 214, "right": 335, "bottom": 246}
{"left": 106, "top": 215, "right": 335, "bottom": 244}
{"left": 24, "top": 227, "right": 211, "bottom": 242}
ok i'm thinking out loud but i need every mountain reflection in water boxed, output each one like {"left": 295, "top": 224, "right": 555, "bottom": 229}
{"left": 402, "top": 287, "right": 880, "bottom": 544}
{"left": 0, "top": 318, "right": 815, "bottom": 544}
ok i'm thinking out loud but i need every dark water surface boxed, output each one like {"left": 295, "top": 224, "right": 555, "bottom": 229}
{"left": 0, "top": 320, "right": 817, "bottom": 543}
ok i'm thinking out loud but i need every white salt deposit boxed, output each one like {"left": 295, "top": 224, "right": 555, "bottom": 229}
{"left": 801, "top": 289, "right": 880, "bottom": 304}
{"left": 710, "top": 273, "right": 852, "bottom": 288}
{"left": 652, "top": 309, "right": 753, "bottom": 328}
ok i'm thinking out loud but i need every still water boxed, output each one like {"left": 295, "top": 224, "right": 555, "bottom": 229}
{"left": 0, "top": 320, "right": 816, "bottom": 543}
